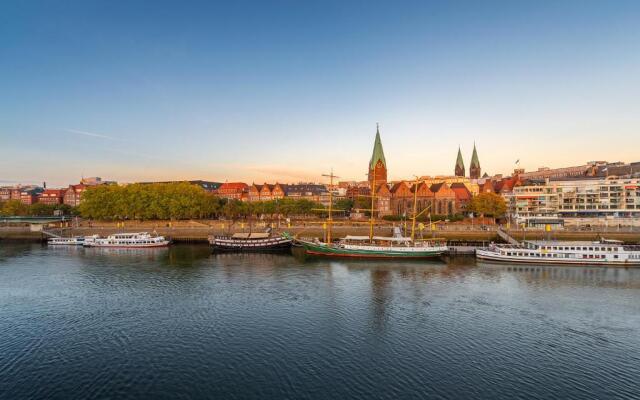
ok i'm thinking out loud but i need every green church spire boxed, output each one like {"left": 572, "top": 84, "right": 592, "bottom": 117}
{"left": 470, "top": 142, "right": 480, "bottom": 168}
{"left": 455, "top": 146, "right": 465, "bottom": 176}
{"left": 469, "top": 142, "right": 481, "bottom": 179}
{"left": 369, "top": 123, "right": 386, "bottom": 170}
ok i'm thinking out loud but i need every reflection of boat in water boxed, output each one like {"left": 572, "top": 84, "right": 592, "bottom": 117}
{"left": 476, "top": 262, "right": 640, "bottom": 288}
{"left": 83, "top": 232, "right": 170, "bottom": 248}
{"left": 48, "top": 237, "right": 85, "bottom": 246}
{"left": 209, "top": 230, "right": 292, "bottom": 252}
{"left": 476, "top": 239, "right": 640, "bottom": 266}
{"left": 82, "top": 246, "right": 170, "bottom": 259}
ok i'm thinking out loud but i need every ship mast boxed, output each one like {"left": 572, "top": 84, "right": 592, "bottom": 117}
{"left": 369, "top": 167, "right": 376, "bottom": 243}
{"left": 322, "top": 169, "right": 339, "bottom": 244}
{"left": 411, "top": 178, "right": 419, "bottom": 241}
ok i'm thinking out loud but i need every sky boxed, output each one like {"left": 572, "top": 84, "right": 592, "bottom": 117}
{"left": 1, "top": 0, "right": 639, "bottom": 187}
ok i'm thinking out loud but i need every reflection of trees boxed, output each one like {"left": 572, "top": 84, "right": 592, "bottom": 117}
{"left": 0, "top": 242, "right": 40, "bottom": 262}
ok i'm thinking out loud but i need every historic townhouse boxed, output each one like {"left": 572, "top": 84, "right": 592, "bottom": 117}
{"left": 0, "top": 187, "right": 12, "bottom": 201}
{"left": 20, "top": 190, "right": 40, "bottom": 205}
{"left": 216, "top": 182, "right": 249, "bottom": 200}
{"left": 248, "top": 184, "right": 263, "bottom": 201}
{"left": 373, "top": 183, "right": 392, "bottom": 216}
{"left": 38, "top": 189, "right": 67, "bottom": 205}
{"left": 284, "top": 184, "right": 329, "bottom": 203}
{"left": 63, "top": 184, "right": 87, "bottom": 207}
{"left": 450, "top": 183, "right": 472, "bottom": 212}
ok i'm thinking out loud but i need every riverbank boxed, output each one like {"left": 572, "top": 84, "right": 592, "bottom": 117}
{"left": 2, "top": 224, "right": 640, "bottom": 244}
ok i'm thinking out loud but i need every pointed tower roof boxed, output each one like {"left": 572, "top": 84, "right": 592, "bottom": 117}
{"left": 456, "top": 146, "right": 465, "bottom": 171}
{"left": 369, "top": 123, "right": 386, "bottom": 170}
{"left": 470, "top": 142, "right": 480, "bottom": 168}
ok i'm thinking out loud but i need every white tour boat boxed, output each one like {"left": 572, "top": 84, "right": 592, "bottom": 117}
{"left": 48, "top": 237, "right": 85, "bottom": 246}
{"left": 477, "top": 239, "right": 640, "bottom": 266}
{"left": 83, "top": 232, "right": 170, "bottom": 248}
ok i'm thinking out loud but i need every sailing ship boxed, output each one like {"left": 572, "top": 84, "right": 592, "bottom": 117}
{"left": 294, "top": 168, "right": 447, "bottom": 259}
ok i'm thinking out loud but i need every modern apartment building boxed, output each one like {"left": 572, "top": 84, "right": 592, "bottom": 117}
{"left": 505, "top": 178, "right": 640, "bottom": 226}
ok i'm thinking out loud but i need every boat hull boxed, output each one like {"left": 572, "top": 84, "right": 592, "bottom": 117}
{"left": 84, "top": 241, "right": 170, "bottom": 249}
{"left": 83, "top": 241, "right": 171, "bottom": 248}
{"left": 210, "top": 237, "right": 292, "bottom": 252}
{"left": 48, "top": 241, "right": 84, "bottom": 246}
{"left": 298, "top": 240, "right": 445, "bottom": 259}
{"left": 476, "top": 249, "right": 640, "bottom": 266}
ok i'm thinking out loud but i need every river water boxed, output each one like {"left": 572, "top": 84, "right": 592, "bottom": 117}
{"left": 0, "top": 243, "right": 639, "bottom": 399}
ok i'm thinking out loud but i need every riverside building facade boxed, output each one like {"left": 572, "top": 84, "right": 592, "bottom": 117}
{"left": 505, "top": 178, "right": 640, "bottom": 227}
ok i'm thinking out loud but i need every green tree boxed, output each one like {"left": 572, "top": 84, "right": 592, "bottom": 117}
{"left": 334, "top": 198, "right": 354, "bottom": 212}
{"left": 79, "top": 182, "right": 226, "bottom": 220}
{"left": 469, "top": 192, "right": 507, "bottom": 219}
{"left": 28, "top": 203, "right": 56, "bottom": 216}
{"left": 1, "top": 200, "right": 29, "bottom": 216}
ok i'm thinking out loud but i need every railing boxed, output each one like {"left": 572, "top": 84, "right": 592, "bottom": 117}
{"left": 497, "top": 228, "right": 520, "bottom": 245}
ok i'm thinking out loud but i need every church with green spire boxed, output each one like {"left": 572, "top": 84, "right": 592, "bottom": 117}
{"left": 455, "top": 147, "right": 465, "bottom": 177}
{"left": 469, "top": 143, "right": 481, "bottom": 179}
{"left": 368, "top": 124, "right": 387, "bottom": 186}
{"left": 454, "top": 144, "right": 481, "bottom": 179}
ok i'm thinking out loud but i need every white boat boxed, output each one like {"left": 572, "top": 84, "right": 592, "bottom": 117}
{"left": 83, "top": 232, "right": 170, "bottom": 248}
{"left": 477, "top": 239, "right": 640, "bottom": 266}
{"left": 48, "top": 237, "right": 85, "bottom": 246}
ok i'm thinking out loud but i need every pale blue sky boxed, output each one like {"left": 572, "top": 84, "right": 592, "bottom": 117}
{"left": 1, "top": 1, "right": 639, "bottom": 186}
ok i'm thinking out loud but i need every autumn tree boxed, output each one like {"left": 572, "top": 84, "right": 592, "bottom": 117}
{"left": 469, "top": 192, "right": 507, "bottom": 220}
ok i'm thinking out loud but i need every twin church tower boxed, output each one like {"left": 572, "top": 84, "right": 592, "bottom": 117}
{"left": 367, "top": 124, "right": 482, "bottom": 186}
{"left": 454, "top": 144, "right": 482, "bottom": 179}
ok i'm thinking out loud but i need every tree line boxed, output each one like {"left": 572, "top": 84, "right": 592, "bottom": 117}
{"left": 0, "top": 200, "right": 74, "bottom": 217}
{"left": 1, "top": 184, "right": 507, "bottom": 221}
{"left": 78, "top": 183, "right": 324, "bottom": 220}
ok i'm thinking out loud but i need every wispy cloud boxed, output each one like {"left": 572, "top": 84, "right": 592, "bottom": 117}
{"left": 64, "top": 129, "right": 123, "bottom": 141}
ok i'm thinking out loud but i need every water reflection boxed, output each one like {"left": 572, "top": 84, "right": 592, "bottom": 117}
{"left": 478, "top": 261, "right": 640, "bottom": 289}
{"left": 1, "top": 244, "right": 639, "bottom": 399}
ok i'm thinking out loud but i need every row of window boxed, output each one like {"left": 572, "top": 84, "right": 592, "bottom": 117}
{"left": 107, "top": 240, "right": 158, "bottom": 244}
{"left": 505, "top": 252, "right": 614, "bottom": 259}
{"left": 540, "top": 245, "right": 617, "bottom": 251}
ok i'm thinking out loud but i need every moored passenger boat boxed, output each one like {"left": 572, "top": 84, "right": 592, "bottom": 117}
{"left": 47, "top": 237, "right": 85, "bottom": 246}
{"left": 83, "top": 232, "right": 170, "bottom": 248}
{"left": 476, "top": 239, "right": 640, "bottom": 266}
{"left": 209, "top": 232, "right": 292, "bottom": 252}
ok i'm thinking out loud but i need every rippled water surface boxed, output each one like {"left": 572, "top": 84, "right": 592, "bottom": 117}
{"left": 1, "top": 243, "right": 640, "bottom": 399}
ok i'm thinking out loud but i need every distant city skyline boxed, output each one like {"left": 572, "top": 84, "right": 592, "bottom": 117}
{"left": 2, "top": 1, "right": 639, "bottom": 187}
